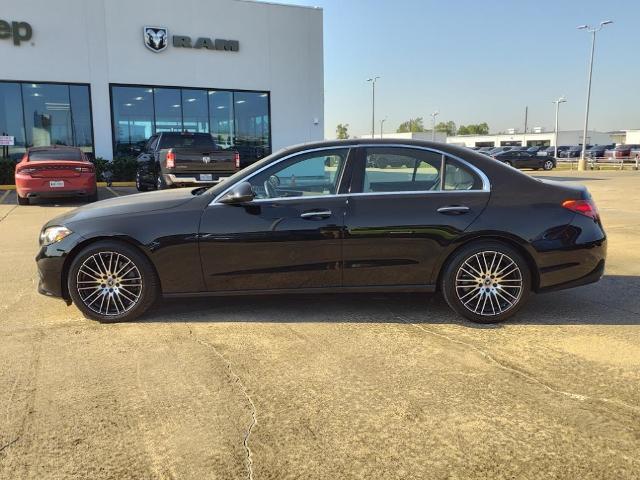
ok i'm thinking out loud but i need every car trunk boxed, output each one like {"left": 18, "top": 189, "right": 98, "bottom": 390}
{"left": 26, "top": 161, "right": 93, "bottom": 178}
{"left": 170, "top": 148, "right": 235, "bottom": 173}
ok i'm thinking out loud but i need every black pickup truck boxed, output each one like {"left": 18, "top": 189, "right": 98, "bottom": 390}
{"left": 135, "top": 132, "right": 239, "bottom": 191}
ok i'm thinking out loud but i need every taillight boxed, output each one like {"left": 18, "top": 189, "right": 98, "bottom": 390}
{"left": 234, "top": 151, "right": 240, "bottom": 169}
{"left": 74, "top": 166, "right": 95, "bottom": 173}
{"left": 17, "top": 166, "right": 38, "bottom": 175}
{"left": 166, "top": 149, "right": 175, "bottom": 169}
{"left": 562, "top": 199, "right": 599, "bottom": 220}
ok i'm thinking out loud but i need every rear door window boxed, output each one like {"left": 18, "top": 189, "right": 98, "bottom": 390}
{"left": 363, "top": 147, "right": 442, "bottom": 192}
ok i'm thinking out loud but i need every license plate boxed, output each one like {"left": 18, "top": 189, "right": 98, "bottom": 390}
{"left": 200, "top": 174, "right": 213, "bottom": 181}
{"left": 49, "top": 180, "right": 64, "bottom": 188}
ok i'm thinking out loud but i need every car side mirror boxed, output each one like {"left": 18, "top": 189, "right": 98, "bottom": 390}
{"left": 219, "top": 181, "right": 255, "bottom": 204}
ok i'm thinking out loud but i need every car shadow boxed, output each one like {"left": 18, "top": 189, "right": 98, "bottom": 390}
{"left": 136, "top": 275, "right": 640, "bottom": 328}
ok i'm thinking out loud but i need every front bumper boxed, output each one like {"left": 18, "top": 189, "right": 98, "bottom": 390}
{"left": 35, "top": 232, "right": 84, "bottom": 301}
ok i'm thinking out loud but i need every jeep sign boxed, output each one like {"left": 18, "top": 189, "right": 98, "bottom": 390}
{"left": 0, "top": 20, "right": 32, "bottom": 45}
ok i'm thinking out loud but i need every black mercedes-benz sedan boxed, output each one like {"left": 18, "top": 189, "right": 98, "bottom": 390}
{"left": 36, "top": 140, "right": 606, "bottom": 324}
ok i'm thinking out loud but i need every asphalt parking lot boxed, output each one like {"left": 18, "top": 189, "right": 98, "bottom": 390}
{"left": 1, "top": 171, "right": 639, "bottom": 479}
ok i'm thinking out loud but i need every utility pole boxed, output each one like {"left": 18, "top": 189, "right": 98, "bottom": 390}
{"left": 577, "top": 21, "right": 613, "bottom": 170}
{"left": 366, "top": 76, "right": 380, "bottom": 139}
{"left": 431, "top": 111, "right": 439, "bottom": 141}
{"left": 380, "top": 118, "right": 386, "bottom": 138}
{"left": 552, "top": 96, "right": 567, "bottom": 158}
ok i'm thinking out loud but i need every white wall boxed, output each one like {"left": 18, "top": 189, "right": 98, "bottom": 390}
{"left": 625, "top": 130, "right": 640, "bottom": 144}
{"left": 0, "top": 0, "right": 324, "bottom": 158}
{"left": 447, "top": 130, "right": 613, "bottom": 147}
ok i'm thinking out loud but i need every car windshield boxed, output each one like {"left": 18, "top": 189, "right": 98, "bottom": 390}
{"left": 29, "top": 149, "right": 82, "bottom": 161}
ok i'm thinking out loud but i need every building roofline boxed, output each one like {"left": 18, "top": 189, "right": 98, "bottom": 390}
{"left": 233, "top": 0, "right": 322, "bottom": 11}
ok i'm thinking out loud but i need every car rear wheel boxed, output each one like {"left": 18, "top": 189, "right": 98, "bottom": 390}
{"left": 543, "top": 160, "right": 554, "bottom": 171}
{"left": 68, "top": 241, "right": 159, "bottom": 323}
{"left": 17, "top": 194, "right": 29, "bottom": 206}
{"left": 136, "top": 173, "right": 148, "bottom": 192}
{"left": 87, "top": 191, "right": 98, "bottom": 202}
{"left": 441, "top": 241, "right": 531, "bottom": 323}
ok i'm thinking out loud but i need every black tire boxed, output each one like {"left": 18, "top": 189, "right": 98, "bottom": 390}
{"left": 440, "top": 241, "right": 531, "bottom": 323}
{"left": 17, "top": 194, "right": 29, "bottom": 206}
{"left": 543, "top": 159, "right": 554, "bottom": 171}
{"left": 67, "top": 240, "right": 159, "bottom": 323}
{"left": 136, "top": 174, "right": 148, "bottom": 192}
{"left": 503, "top": 161, "right": 513, "bottom": 167}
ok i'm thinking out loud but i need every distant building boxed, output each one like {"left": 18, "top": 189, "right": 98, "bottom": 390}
{"left": 359, "top": 131, "right": 448, "bottom": 142}
{"left": 446, "top": 130, "right": 614, "bottom": 148}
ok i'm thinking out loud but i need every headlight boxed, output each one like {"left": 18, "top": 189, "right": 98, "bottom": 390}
{"left": 40, "top": 226, "right": 72, "bottom": 246}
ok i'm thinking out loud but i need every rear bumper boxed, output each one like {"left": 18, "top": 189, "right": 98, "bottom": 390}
{"left": 533, "top": 214, "right": 607, "bottom": 293}
{"left": 164, "top": 172, "right": 234, "bottom": 186}
{"left": 16, "top": 174, "right": 96, "bottom": 198}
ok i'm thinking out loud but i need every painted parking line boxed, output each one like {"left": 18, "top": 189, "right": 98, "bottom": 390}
{"left": 105, "top": 186, "right": 121, "bottom": 197}
{"left": 0, "top": 190, "right": 10, "bottom": 204}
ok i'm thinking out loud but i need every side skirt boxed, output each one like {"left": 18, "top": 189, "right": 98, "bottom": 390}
{"left": 163, "top": 284, "right": 436, "bottom": 298}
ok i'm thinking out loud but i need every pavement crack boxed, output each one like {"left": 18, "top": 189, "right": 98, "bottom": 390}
{"left": 388, "top": 308, "right": 640, "bottom": 415}
{"left": 0, "top": 436, "right": 20, "bottom": 453}
{"left": 0, "top": 205, "right": 17, "bottom": 223}
{"left": 188, "top": 329, "right": 257, "bottom": 480}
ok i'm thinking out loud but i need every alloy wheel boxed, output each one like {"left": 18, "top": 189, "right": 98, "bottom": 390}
{"left": 454, "top": 251, "right": 523, "bottom": 317}
{"left": 76, "top": 251, "right": 143, "bottom": 316}
{"left": 544, "top": 160, "right": 554, "bottom": 170}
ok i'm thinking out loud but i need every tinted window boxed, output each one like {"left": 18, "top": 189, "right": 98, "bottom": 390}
{"left": 209, "top": 91, "right": 234, "bottom": 148}
{"left": 249, "top": 149, "right": 348, "bottom": 200}
{"left": 112, "top": 86, "right": 154, "bottom": 156}
{"left": 69, "top": 85, "right": 93, "bottom": 154}
{"left": 0, "top": 82, "right": 26, "bottom": 160}
{"left": 364, "top": 147, "right": 441, "bottom": 192}
{"left": 182, "top": 89, "right": 209, "bottom": 133}
{"left": 444, "top": 159, "right": 481, "bottom": 190}
{"left": 29, "top": 149, "right": 82, "bottom": 161}
{"left": 159, "top": 133, "right": 216, "bottom": 149}
{"left": 234, "top": 91, "right": 270, "bottom": 161}
{"left": 154, "top": 88, "right": 182, "bottom": 132}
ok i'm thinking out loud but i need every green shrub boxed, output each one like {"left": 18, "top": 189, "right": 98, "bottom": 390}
{"left": 90, "top": 156, "right": 137, "bottom": 182}
{"left": 0, "top": 159, "right": 15, "bottom": 185}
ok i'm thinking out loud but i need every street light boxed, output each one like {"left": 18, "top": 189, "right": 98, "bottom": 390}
{"left": 577, "top": 20, "right": 613, "bottom": 170}
{"left": 380, "top": 117, "right": 387, "bottom": 139}
{"left": 430, "top": 110, "right": 439, "bottom": 141}
{"left": 366, "top": 76, "right": 380, "bottom": 139}
{"left": 552, "top": 96, "right": 567, "bottom": 158}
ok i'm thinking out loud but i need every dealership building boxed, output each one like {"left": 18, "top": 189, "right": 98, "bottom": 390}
{"left": 0, "top": 0, "right": 324, "bottom": 163}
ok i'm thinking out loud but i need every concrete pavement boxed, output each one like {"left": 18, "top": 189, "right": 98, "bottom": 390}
{"left": 0, "top": 171, "right": 638, "bottom": 479}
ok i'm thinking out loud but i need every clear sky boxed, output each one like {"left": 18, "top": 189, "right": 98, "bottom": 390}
{"left": 271, "top": 0, "right": 638, "bottom": 139}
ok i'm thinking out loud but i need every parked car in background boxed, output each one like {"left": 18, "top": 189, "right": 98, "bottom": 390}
{"left": 604, "top": 145, "right": 635, "bottom": 159}
{"left": 135, "top": 132, "right": 240, "bottom": 191}
{"left": 487, "top": 146, "right": 515, "bottom": 156}
{"left": 14, "top": 146, "right": 97, "bottom": 205}
{"left": 526, "top": 146, "right": 546, "bottom": 154}
{"left": 558, "top": 145, "right": 592, "bottom": 158}
{"left": 492, "top": 150, "right": 555, "bottom": 170}
{"left": 630, "top": 145, "right": 640, "bottom": 160}
{"left": 538, "top": 146, "right": 570, "bottom": 157}
{"left": 586, "top": 145, "right": 615, "bottom": 159}
{"left": 36, "top": 139, "right": 605, "bottom": 324}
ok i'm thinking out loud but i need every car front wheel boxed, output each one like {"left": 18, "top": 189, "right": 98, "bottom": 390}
{"left": 543, "top": 160, "right": 554, "bottom": 171}
{"left": 441, "top": 241, "right": 531, "bottom": 323}
{"left": 68, "top": 240, "right": 159, "bottom": 323}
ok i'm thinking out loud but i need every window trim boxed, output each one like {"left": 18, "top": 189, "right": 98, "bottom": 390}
{"left": 210, "top": 144, "right": 490, "bottom": 205}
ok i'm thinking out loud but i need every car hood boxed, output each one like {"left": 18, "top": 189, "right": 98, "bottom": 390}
{"left": 45, "top": 188, "right": 198, "bottom": 227}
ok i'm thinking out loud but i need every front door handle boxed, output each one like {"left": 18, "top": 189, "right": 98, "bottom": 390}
{"left": 300, "top": 210, "right": 332, "bottom": 219}
{"left": 437, "top": 205, "right": 470, "bottom": 215}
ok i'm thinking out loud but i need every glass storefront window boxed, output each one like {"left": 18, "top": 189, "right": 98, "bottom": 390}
{"left": 154, "top": 88, "right": 182, "bottom": 133}
{"left": 209, "top": 91, "right": 234, "bottom": 148}
{"left": 0, "top": 81, "right": 93, "bottom": 161}
{"left": 110, "top": 84, "right": 271, "bottom": 164}
{"left": 182, "top": 89, "right": 209, "bottom": 133}
{"left": 111, "top": 86, "right": 154, "bottom": 157}
{"left": 0, "top": 82, "right": 26, "bottom": 160}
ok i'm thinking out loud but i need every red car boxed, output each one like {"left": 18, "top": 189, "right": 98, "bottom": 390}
{"left": 15, "top": 146, "right": 97, "bottom": 205}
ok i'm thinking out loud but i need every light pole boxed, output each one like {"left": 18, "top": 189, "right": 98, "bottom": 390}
{"left": 552, "top": 96, "right": 567, "bottom": 158}
{"left": 380, "top": 117, "right": 386, "bottom": 138}
{"left": 366, "top": 76, "right": 380, "bottom": 139}
{"left": 577, "top": 20, "right": 613, "bottom": 170}
{"left": 431, "top": 110, "right": 439, "bottom": 141}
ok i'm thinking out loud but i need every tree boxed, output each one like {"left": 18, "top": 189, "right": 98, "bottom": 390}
{"left": 396, "top": 117, "right": 425, "bottom": 133}
{"left": 457, "top": 123, "right": 489, "bottom": 135}
{"left": 435, "top": 121, "right": 457, "bottom": 136}
{"left": 336, "top": 123, "right": 349, "bottom": 139}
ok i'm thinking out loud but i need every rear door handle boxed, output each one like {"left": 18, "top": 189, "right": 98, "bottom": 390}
{"left": 300, "top": 210, "right": 332, "bottom": 219}
{"left": 437, "top": 205, "right": 470, "bottom": 215}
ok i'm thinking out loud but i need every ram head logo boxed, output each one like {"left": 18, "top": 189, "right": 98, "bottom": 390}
{"left": 143, "top": 27, "right": 168, "bottom": 52}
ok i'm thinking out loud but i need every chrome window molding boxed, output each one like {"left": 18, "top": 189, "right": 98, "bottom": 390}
{"left": 210, "top": 143, "right": 491, "bottom": 205}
